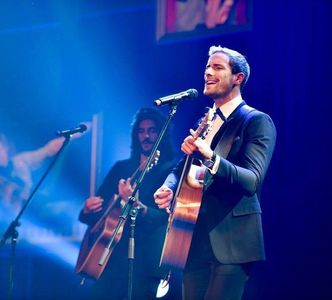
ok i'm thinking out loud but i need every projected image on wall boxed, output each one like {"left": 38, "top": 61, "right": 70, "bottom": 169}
{"left": 0, "top": 117, "right": 98, "bottom": 247}
{"left": 157, "top": 0, "right": 252, "bottom": 41}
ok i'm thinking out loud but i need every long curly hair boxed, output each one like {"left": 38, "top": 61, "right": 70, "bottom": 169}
{"left": 130, "top": 107, "right": 175, "bottom": 164}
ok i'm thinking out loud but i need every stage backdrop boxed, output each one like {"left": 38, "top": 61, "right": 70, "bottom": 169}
{"left": 0, "top": 1, "right": 331, "bottom": 299}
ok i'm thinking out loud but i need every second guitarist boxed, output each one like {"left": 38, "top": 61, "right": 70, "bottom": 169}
{"left": 78, "top": 108, "right": 175, "bottom": 300}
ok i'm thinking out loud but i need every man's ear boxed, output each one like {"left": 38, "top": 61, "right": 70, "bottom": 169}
{"left": 234, "top": 72, "right": 244, "bottom": 86}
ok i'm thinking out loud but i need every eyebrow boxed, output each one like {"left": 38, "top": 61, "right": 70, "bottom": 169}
{"left": 206, "top": 62, "right": 225, "bottom": 68}
{"left": 138, "top": 126, "right": 157, "bottom": 131}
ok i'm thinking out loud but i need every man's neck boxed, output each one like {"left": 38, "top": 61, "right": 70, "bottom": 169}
{"left": 213, "top": 89, "right": 241, "bottom": 108}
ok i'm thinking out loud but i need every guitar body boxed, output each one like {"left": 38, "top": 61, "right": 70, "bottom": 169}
{"left": 160, "top": 157, "right": 205, "bottom": 270}
{"left": 75, "top": 152, "right": 160, "bottom": 279}
{"left": 160, "top": 108, "right": 214, "bottom": 270}
{"left": 75, "top": 197, "right": 124, "bottom": 279}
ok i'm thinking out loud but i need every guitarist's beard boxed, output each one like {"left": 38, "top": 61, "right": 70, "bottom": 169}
{"left": 140, "top": 138, "right": 154, "bottom": 157}
{"left": 141, "top": 147, "right": 153, "bottom": 157}
{"left": 142, "top": 150, "right": 152, "bottom": 157}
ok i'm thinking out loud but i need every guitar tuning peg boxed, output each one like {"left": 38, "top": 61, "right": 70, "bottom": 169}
{"left": 155, "top": 150, "right": 160, "bottom": 161}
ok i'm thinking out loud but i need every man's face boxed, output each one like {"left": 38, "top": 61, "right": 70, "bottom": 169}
{"left": 138, "top": 119, "right": 158, "bottom": 156}
{"left": 203, "top": 52, "right": 235, "bottom": 99}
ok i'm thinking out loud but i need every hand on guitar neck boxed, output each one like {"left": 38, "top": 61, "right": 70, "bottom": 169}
{"left": 181, "top": 128, "right": 214, "bottom": 161}
{"left": 118, "top": 177, "right": 134, "bottom": 200}
{"left": 118, "top": 177, "right": 148, "bottom": 215}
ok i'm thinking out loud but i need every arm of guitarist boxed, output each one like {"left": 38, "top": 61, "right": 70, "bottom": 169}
{"left": 79, "top": 196, "right": 104, "bottom": 226}
{"left": 79, "top": 176, "right": 144, "bottom": 225}
{"left": 78, "top": 161, "right": 121, "bottom": 226}
{"left": 185, "top": 114, "right": 277, "bottom": 196}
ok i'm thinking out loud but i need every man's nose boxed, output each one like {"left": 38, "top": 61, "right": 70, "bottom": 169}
{"left": 205, "top": 69, "right": 212, "bottom": 77}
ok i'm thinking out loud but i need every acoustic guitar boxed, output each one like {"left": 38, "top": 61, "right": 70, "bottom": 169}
{"left": 75, "top": 151, "right": 160, "bottom": 280}
{"left": 160, "top": 108, "right": 214, "bottom": 270}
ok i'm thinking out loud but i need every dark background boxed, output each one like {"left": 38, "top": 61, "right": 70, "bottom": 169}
{"left": 0, "top": 1, "right": 331, "bottom": 299}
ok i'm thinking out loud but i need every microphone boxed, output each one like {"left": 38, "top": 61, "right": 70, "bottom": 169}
{"left": 56, "top": 124, "right": 87, "bottom": 137}
{"left": 154, "top": 88, "right": 198, "bottom": 106}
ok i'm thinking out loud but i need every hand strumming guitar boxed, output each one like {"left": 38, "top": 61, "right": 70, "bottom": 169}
{"left": 154, "top": 186, "right": 173, "bottom": 212}
{"left": 83, "top": 196, "right": 104, "bottom": 214}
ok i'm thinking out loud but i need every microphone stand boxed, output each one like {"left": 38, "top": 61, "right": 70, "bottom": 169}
{"left": 0, "top": 133, "right": 72, "bottom": 300}
{"left": 98, "top": 102, "right": 180, "bottom": 300}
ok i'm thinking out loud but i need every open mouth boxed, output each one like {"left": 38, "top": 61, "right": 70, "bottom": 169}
{"left": 205, "top": 80, "right": 217, "bottom": 85}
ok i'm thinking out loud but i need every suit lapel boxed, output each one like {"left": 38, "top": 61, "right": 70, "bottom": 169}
{"left": 204, "top": 102, "right": 255, "bottom": 190}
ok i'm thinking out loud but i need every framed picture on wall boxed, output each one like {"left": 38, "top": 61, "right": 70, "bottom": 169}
{"left": 156, "top": 0, "right": 253, "bottom": 42}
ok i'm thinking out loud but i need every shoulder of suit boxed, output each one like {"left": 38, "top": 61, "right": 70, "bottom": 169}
{"left": 241, "top": 104, "right": 272, "bottom": 119}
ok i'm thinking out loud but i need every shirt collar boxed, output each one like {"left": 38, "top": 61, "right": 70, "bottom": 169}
{"left": 213, "top": 94, "right": 243, "bottom": 120}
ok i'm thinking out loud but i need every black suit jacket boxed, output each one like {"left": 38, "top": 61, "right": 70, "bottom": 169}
{"left": 165, "top": 102, "right": 276, "bottom": 264}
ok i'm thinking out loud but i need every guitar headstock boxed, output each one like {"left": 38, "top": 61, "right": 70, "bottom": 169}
{"left": 192, "top": 107, "right": 214, "bottom": 140}
{"left": 146, "top": 150, "right": 160, "bottom": 172}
